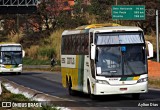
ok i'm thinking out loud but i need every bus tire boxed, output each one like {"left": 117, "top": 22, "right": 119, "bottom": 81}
{"left": 132, "top": 93, "right": 140, "bottom": 100}
{"left": 67, "top": 78, "right": 74, "bottom": 96}
{"left": 87, "top": 80, "right": 95, "bottom": 100}
{"left": 17, "top": 72, "right": 21, "bottom": 75}
{"left": 12, "top": 72, "right": 17, "bottom": 75}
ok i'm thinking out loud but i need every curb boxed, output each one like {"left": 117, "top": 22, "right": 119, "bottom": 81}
{"left": 1, "top": 78, "right": 71, "bottom": 101}
{"left": 149, "top": 88, "right": 160, "bottom": 91}
{"left": 0, "top": 77, "right": 78, "bottom": 110}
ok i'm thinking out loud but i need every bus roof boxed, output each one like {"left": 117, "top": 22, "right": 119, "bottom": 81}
{"left": 89, "top": 26, "right": 143, "bottom": 33}
{"left": 75, "top": 23, "right": 120, "bottom": 30}
{"left": 62, "top": 25, "right": 143, "bottom": 36}
{"left": 0, "top": 42, "right": 21, "bottom": 46}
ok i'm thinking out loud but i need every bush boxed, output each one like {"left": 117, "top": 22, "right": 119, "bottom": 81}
{"left": 38, "top": 47, "right": 55, "bottom": 59}
{"left": 23, "top": 57, "right": 50, "bottom": 65}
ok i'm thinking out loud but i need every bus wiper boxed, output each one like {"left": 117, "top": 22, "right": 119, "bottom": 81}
{"left": 12, "top": 56, "right": 18, "bottom": 65}
{"left": 125, "top": 61, "right": 135, "bottom": 75}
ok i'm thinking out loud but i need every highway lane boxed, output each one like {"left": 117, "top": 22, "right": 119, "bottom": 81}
{"left": 1, "top": 71, "right": 160, "bottom": 110}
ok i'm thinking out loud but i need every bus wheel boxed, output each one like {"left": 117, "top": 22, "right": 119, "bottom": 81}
{"left": 67, "top": 79, "right": 74, "bottom": 96}
{"left": 132, "top": 93, "right": 140, "bottom": 100}
{"left": 87, "top": 81, "right": 95, "bottom": 100}
{"left": 12, "top": 72, "right": 17, "bottom": 75}
{"left": 17, "top": 72, "right": 21, "bottom": 75}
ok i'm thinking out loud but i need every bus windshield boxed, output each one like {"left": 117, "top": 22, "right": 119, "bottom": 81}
{"left": 123, "top": 45, "right": 146, "bottom": 76}
{"left": 96, "top": 45, "right": 146, "bottom": 76}
{"left": 96, "top": 46, "right": 122, "bottom": 76}
{"left": 1, "top": 51, "right": 22, "bottom": 65}
{"left": 95, "top": 32, "right": 147, "bottom": 77}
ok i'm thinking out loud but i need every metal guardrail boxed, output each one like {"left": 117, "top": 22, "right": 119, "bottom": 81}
{"left": 0, "top": 0, "right": 39, "bottom": 6}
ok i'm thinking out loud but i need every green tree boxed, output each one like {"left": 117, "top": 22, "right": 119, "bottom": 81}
{"left": 89, "top": 0, "right": 114, "bottom": 22}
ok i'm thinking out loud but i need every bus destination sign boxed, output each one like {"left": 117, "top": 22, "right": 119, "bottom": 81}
{"left": 112, "top": 5, "right": 145, "bottom": 20}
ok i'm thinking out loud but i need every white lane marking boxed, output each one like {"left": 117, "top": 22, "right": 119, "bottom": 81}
{"left": 149, "top": 88, "right": 160, "bottom": 91}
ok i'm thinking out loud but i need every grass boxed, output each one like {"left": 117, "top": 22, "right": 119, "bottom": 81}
{"left": 22, "top": 29, "right": 64, "bottom": 65}
{"left": 23, "top": 66, "right": 61, "bottom": 72}
{"left": 1, "top": 85, "right": 29, "bottom": 102}
{"left": 5, "top": 28, "right": 64, "bottom": 65}
{"left": 23, "top": 57, "right": 51, "bottom": 65}
{"left": 49, "top": 29, "right": 64, "bottom": 60}
{"left": 0, "top": 85, "right": 58, "bottom": 110}
{"left": 21, "top": 29, "right": 64, "bottom": 65}
{"left": 148, "top": 78, "right": 160, "bottom": 89}
{"left": 7, "top": 32, "right": 24, "bottom": 43}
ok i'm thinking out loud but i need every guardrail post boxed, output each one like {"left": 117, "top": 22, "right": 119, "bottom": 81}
{"left": 156, "top": 10, "right": 159, "bottom": 62}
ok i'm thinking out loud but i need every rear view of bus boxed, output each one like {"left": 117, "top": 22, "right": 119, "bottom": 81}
{"left": 0, "top": 43, "right": 24, "bottom": 75}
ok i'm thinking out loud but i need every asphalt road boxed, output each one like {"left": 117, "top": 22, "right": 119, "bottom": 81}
{"left": 1, "top": 71, "right": 160, "bottom": 110}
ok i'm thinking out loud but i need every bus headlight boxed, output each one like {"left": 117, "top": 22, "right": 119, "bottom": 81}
{"left": 18, "top": 64, "right": 22, "bottom": 67}
{"left": 96, "top": 80, "right": 109, "bottom": 84}
{"left": 1, "top": 65, "right": 5, "bottom": 68}
{"left": 137, "top": 77, "right": 148, "bottom": 83}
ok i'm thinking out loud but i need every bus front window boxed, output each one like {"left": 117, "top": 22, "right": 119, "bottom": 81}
{"left": 96, "top": 46, "right": 122, "bottom": 76}
{"left": 96, "top": 45, "right": 147, "bottom": 77}
{"left": 124, "top": 45, "right": 147, "bottom": 75}
{"left": 2, "top": 52, "right": 22, "bottom": 65}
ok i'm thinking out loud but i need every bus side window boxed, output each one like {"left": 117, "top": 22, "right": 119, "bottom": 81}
{"left": 0, "top": 52, "right": 1, "bottom": 64}
{"left": 71, "top": 35, "right": 74, "bottom": 55}
{"left": 61, "top": 36, "right": 65, "bottom": 54}
{"left": 90, "top": 32, "right": 93, "bottom": 44}
{"left": 77, "top": 35, "right": 81, "bottom": 54}
{"left": 71, "top": 35, "right": 74, "bottom": 54}
{"left": 72, "top": 35, "right": 76, "bottom": 54}
{"left": 81, "top": 35, "right": 85, "bottom": 54}
{"left": 84, "top": 34, "right": 89, "bottom": 55}
{"left": 66, "top": 36, "right": 69, "bottom": 54}
{"left": 68, "top": 36, "right": 72, "bottom": 54}
{"left": 62, "top": 36, "right": 66, "bottom": 54}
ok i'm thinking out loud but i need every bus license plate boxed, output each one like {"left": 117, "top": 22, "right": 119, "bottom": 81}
{"left": 10, "top": 69, "right": 13, "bottom": 71}
{"left": 120, "top": 88, "right": 127, "bottom": 91}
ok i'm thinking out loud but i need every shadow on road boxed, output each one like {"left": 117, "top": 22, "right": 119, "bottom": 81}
{"left": 69, "top": 90, "right": 146, "bottom": 102}
{"left": 0, "top": 72, "right": 43, "bottom": 76}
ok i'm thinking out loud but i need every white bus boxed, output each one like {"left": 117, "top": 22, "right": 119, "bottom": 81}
{"left": 0, "top": 43, "right": 25, "bottom": 75}
{"left": 61, "top": 24, "right": 153, "bottom": 99}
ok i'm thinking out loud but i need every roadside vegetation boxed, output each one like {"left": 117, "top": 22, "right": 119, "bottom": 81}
{"left": 149, "top": 79, "right": 160, "bottom": 89}
{"left": 22, "top": 29, "right": 63, "bottom": 65}
{"left": 0, "top": 0, "right": 159, "bottom": 65}
{"left": 0, "top": 85, "right": 57, "bottom": 110}
{"left": 6, "top": 28, "right": 159, "bottom": 65}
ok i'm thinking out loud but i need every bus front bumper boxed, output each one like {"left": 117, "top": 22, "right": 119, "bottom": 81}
{"left": 93, "top": 82, "right": 148, "bottom": 95}
{"left": 0, "top": 67, "right": 22, "bottom": 73}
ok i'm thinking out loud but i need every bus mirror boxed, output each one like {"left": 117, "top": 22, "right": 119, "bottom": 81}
{"left": 22, "top": 50, "right": 25, "bottom": 58}
{"left": 91, "top": 43, "right": 96, "bottom": 60}
{"left": 145, "top": 41, "right": 153, "bottom": 58}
